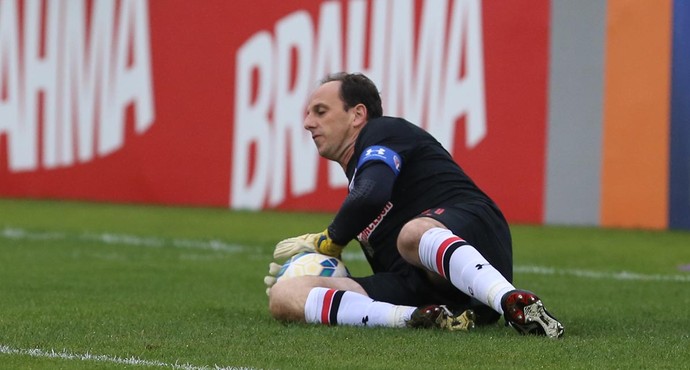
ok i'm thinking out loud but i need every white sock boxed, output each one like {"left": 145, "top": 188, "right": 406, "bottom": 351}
{"left": 304, "top": 287, "right": 416, "bottom": 327}
{"left": 418, "top": 227, "right": 515, "bottom": 314}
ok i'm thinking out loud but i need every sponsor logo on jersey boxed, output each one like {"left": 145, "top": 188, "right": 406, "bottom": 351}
{"left": 357, "top": 201, "right": 394, "bottom": 251}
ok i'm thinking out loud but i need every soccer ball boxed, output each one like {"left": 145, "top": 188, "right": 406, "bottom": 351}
{"left": 276, "top": 252, "right": 350, "bottom": 282}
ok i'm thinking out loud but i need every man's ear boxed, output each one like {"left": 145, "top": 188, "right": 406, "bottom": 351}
{"left": 352, "top": 103, "right": 368, "bottom": 127}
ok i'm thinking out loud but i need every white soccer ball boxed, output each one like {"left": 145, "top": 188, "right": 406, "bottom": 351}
{"left": 276, "top": 252, "right": 350, "bottom": 282}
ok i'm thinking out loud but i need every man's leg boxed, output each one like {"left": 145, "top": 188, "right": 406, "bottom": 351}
{"left": 397, "top": 217, "right": 514, "bottom": 311}
{"left": 268, "top": 275, "right": 473, "bottom": 330}
{"left": 397, "top": 217, "right": 564, "bottom": 338}
{"left": 269, "top": 275, "right": 366, "bottom": 322}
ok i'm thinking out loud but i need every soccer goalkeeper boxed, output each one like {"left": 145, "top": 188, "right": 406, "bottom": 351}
{"left": 264, "top": 72, "right": 564, "bottom": 338}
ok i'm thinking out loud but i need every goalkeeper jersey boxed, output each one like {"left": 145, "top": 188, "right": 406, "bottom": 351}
{"left": 335, "top": 116, "right": 503, "bottom": 273}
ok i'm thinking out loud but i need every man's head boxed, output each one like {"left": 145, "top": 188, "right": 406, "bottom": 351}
{"left": 321, "top": 72, "right": 383, "bottom": 120}
{"left": 304, "top": 72, "right": 382, "bottom": 167}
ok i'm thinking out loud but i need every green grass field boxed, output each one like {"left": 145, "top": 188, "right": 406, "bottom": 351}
{"left": 1, "top": 198, "right": 689, "bottom": 369}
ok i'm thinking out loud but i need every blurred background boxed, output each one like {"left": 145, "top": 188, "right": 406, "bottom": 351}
{"left": 0, "top": 0, "right": 688, "bottom": 230}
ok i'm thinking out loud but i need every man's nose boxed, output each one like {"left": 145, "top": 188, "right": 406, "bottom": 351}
{"left": 303, "top": 115, "right": 314, "bottom": 130}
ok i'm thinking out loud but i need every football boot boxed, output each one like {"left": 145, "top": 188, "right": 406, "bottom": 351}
{"left": 501, "top": 290, "right": 564, "bottom": 339}
{"left": 406, "top": 305, "right": 476, "bottom": 331}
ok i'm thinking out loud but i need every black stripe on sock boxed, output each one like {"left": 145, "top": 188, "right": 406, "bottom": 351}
{"left": 442, "top": 240, "right": 467, "bottom": 279}
{"left": 329, "top": 290, "right": 346, "bottom": 325}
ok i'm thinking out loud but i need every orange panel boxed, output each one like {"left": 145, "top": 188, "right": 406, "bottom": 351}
{"left": 601, "top": 0, "right": 672, "bottom": 229}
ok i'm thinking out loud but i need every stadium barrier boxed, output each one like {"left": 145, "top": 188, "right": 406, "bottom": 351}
{"left": 0, "top": 0, "right": 688, "bottom": 230}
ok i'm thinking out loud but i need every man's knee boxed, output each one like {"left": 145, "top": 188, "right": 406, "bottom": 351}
{"left": 267, "top": 280, "right": 288, "bottom": 320}
{"left": 268, "top": 278, "right": 308, "bottom": 322}
{"left": 268, "top": 276, "right": 364, "bottom": 322}
{"left": 397, "top": 217, "right": 446, "bottom": 263}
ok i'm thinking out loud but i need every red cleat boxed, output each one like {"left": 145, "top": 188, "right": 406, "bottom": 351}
{"left": 501, "top": 290, "right": 564, "bottom": 339}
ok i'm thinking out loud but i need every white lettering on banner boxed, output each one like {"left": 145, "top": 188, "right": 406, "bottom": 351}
{"left": 232, "top": 0, "right": 486, "bottom": 209}
{"left": 0, "top": 0, "right": 155, "bottom": 172}
{"left": 270, "top": 11, "right": 319, "bottom": 207}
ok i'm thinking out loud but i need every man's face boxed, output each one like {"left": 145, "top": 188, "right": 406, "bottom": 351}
{"left": 303, "top": 81, "right": 357, "bottom": 162}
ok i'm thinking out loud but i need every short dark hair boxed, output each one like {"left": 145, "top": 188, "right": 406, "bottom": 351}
{"left": 321, "top": 72, "right": 383, "bottom": 119}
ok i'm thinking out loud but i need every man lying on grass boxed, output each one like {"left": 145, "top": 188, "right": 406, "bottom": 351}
{"left": 264, "top": 72, "right": 564, "bottom": 338}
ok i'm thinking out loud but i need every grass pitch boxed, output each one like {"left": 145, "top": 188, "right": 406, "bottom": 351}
{"left": 0, "top": 198, "right": 688, "bottom": 369}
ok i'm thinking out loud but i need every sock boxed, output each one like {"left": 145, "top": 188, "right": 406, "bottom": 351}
{"left": 418, "top": 227, "right": 515, "bottom": 314}
{"left": 304, "top": 287, "right": 416, "bottom": 327}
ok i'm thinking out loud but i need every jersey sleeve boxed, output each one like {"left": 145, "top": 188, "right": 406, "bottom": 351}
{"left": 327, "top": 159, "right": 398, "bottom": 246}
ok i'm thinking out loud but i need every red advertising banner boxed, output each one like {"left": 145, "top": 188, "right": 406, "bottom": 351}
{"left": 0, "top": 0, "right": 549, "bottom": 224}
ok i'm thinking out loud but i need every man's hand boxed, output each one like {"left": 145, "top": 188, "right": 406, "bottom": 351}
{"left": 273, "top": 233, "right": 319, "bottom": 261}
{"left": 263, "top": 262, "right": 282, "bottom": 296}
{"left": 273, "top": 230, "right": 344, "bottom": 262}
{"left": 313, "top": 231, "right": 345, "bottom": 257}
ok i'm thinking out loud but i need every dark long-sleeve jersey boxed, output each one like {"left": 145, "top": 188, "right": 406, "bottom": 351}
{"left": 327, "top": 116, "right": 501, "bottom": 273}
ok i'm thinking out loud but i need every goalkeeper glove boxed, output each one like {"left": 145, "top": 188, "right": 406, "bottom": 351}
{"left": 263, "top": 262, "right": 282, "bottom": 296}
{"left": 273, "top": 229, "right": 344, "bottom": 262}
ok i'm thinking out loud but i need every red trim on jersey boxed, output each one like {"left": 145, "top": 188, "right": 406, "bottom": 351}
{"left": 321, "top": 289, "right": 336, "bottom": 324}
{"left": 435, "top": 236, "right": 462, "bottom": 278}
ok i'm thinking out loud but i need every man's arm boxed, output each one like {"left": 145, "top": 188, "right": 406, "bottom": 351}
{"left": 327, "top": 161, "right": 396, "bottom": 245}
{"left": 273, "top": 155, "right": 398, "bottom": 261}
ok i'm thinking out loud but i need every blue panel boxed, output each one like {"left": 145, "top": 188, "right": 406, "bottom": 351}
{"left": 669, "top": 0, "right": 690, "bottom": 229}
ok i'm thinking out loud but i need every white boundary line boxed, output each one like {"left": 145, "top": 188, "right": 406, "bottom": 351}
{"left": 2, "top": 226, "right": 689, "bottom": 283}
{"left": 0, "top": 345, "right": 258, "bottom": 370}
{"left": 0, "top": 226, "right": 247, "bottom": 253}
{"left": 514, "top": 265, "right": 690, "bottom": 283}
